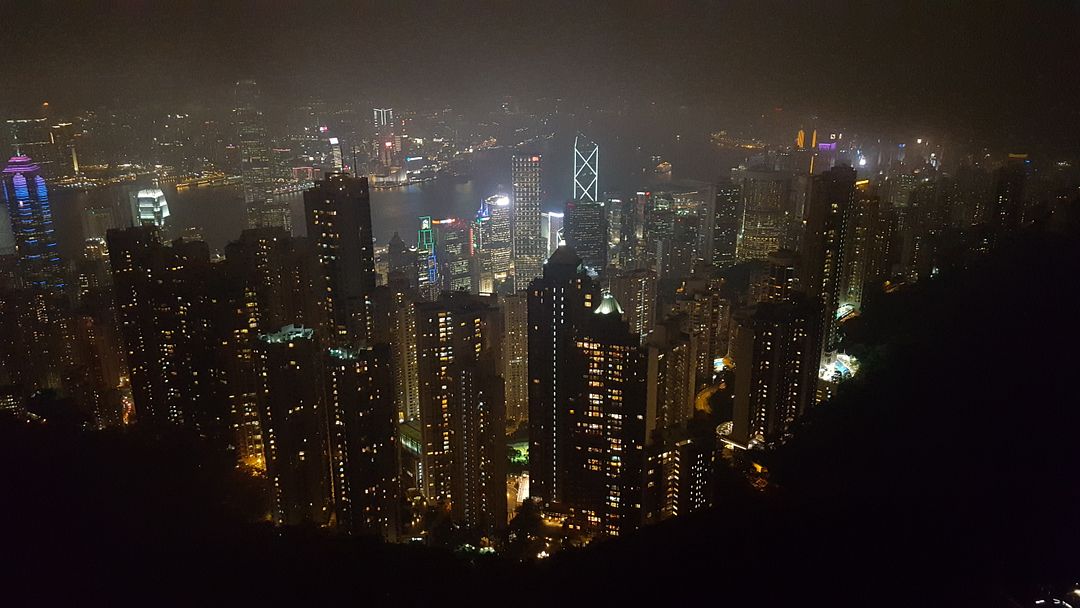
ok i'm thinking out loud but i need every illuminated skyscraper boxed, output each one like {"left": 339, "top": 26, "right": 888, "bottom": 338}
{"left": 502, "top": 290, "right": 529, "bottom": 428}
{"left": 527, "top": 246, "right": 599, "bottom": 508}
{"left": 414, "top": 293, "right": 507, "bottom": 532}
{"left": 303, "top": 173, "right": 377, "bottom": 345}
{"left": 802, "top": 165, "right": 855, "bottom": 357}
{"left": 373, "top": 107, "right": 397, "bottom": 167}
{"left": 475, "top": 194, "right": 512, "bottom": 293}
{"left": 433, "top": 218, "right": 475, "bottom": 294}
{"left": 573, "top": 133, "right": 599, "bottom": 203}
{"left": 256, "top": 325, "right": 331, "bottom": 527}
{"left": 733, "top": 167, "right": 790, "bottom": 261}
{"left": 324, "top": 344, "right": 400, "bottom": 539}
{"left": 645, "top": 315, "right": 696, "bottom": 431}
{"left": 130, "top": 188, "right": 170, "bottom": 228}
{"left": 541, "top": 211, "right": 564, "bottom": 258}
{"left": 565, "top": 292, "right": 649, "bottom": 537}
{"left": 1, "top": 155, "right": 63, "bottom": 291}
{"left": 730, "top": 294, "right": 820, "bottom": 448}
{"left": 511, "top": 153, "right": 544, "bottom": 288}
{"left": 235, "top": 80, "right": 290, "bottom": 231}
{"left": 606, "top": 267, "right": 657, "bottom": 345}
{"left": 107, "top": 228, "right": 224, "bottom": 432}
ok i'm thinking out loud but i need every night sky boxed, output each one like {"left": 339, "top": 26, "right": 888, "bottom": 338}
{"left": 4, "top": 1, "right": 1080, "bottom": 149}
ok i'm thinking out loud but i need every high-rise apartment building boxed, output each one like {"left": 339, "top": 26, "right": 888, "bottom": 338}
{"left": 527, "top": 246, "right": 598, "bottom": 508}
{"left": 565, "top": 292, "right": 649, "bottom": 537}
{"left": 802, "top": 165, "right": 855, "bottom": 357}
{"left": 304, "top": 173, "right": 377, "bottom": 345}
{"left": 414, "top": 293, "right": 507, "bottom": 532}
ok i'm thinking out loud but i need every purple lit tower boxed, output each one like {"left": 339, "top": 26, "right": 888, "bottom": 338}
{"left": 1, "top": 155, "right": 64, "bottom": 292}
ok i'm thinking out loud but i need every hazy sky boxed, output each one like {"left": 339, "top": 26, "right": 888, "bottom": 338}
{"left": 4, "top": 0, "right": 1079, "bottom": 150}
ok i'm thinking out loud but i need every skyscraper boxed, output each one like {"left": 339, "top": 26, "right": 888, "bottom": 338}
{"left": 564, "top": 199, "right": 607, "bottom": 273}
{"left": 606, "top": 267, "right": 657, "bottom": 345}
{"left": 256, "top": 325, "right": 331, "bottom": 527}
{"left": 733, "top": 167, "right": 790, "bottom": 261}
{"left": 235, "top": 80, "right": 289, "bottom": 231}
{"left": 303, "top": 173, "right": 377, "bottom": 345}
{"left": 324, "top": 344, "right": 400, "bottom": 539}
{"left": 729, "top": 295, "right": 820, "bottom": 447}
{"left": 475, "top": 195, "right": 512, "bottom": 293}
{"left": 130, "top": 188, "right": 171, "bottom": 229}
{"left": 502, "top": 290, "right": 529, "bottom": 428}
{"left": 573, "top": 133, "right": 599, "bottom": 203}
{"left": 511, "top": 154, "right": 544, "bottom": 288}
{"left": 1, "top": 155, "right": 63, "bottom": 292}
{"left": 433, "top": 217, "right": 475, "bottom": 294}
{"left": 565, "top": 292, "right": 649, "bottom": 537}
{"left": 527, "top": 246, "right": 599, "bottom": 508}
{"left": 802, "top": 165, "right": 855, "bottom": 357}
{"left": 414, "top": 293, "right": 507, "bottom": 531}
{"left": 713, "top": 181, "right": 740, "bottom": 267}
{"left": 541, "top": 211, "right": 564, "bottom": 259}
{"left": 108, "top": 228, "right": 224, "bottom": 432}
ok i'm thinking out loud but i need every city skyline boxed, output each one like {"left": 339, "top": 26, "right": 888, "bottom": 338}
{"left": 1, "top": 3, "right": 1079, "bottom": 606}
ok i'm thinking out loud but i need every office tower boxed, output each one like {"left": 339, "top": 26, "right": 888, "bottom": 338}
{"left": 373, "top": 107, "right": 397, "bottom": 167}
{"left": 733, "top": 167, "right": 790, "bottom": 261}
{"left": 108, "top": 227, "right": 225, "bottom": 434}
{"left": 645, "top": 315, "right": 697, "bottom": 431}
{"left": 511, "top": 154, "right": 544, "bottom": 288}
{"left": 606, "top": 267, "right": 657, "bottom": 344}
{"left": 415, "top": 293, "right": 507, "bottom": 531}
{"left": 256, "top": 325, "right": 332, "bottom": 526}
{"left": 130, "top": 188, "right": 170, "bottom": 228}
{"left": 840, "top": 182, "right": 880, "bottom": 311}
{"left": 416, "top": 216, "right": 439, "bottom": 300}
{"left": 433, "top": 218, "right": 475, "bottom": 294}
{"left": 541, "top": 211, "right": 564, "bottom": 259}
{"left": 475, "top": 195, "right": 512, "bottom": 293}
{"left": 713, "top": 181, "right": 740, "bottom": 267}
{"left": 1, "top": 155, "right": 64, "bottom": 292}
{"left": 324, "top": 344, "right": 399, "bottom": 539}
{"left": 729, "top": 293, "right": 821, "bottom": 448}
{"left": 527, "top": 246, "right": 599, "bottom": 508}
{"left": 565, "top": 292, "right": 648, "bottom": 537}
{"left": 235, "top": 80, "right": 289, "bottom": 231}
{"left": 802, "top": 165, "right": 855, "bottom": 357}
{"left": 502, "top": 290, "right": 529, "bottom": 428}
{"left": 573, "top": 133, "right": 599, "bottom": 203}
{"left": 564, "top": 199, "right": 607, "bottom": 273}
{"left": 304, "top": 173, "right": 377, "bottom": 345}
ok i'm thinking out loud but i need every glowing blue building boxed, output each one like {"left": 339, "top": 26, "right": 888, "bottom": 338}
{"left": 1, "top": 155, "right": 63, "bottom": 291}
